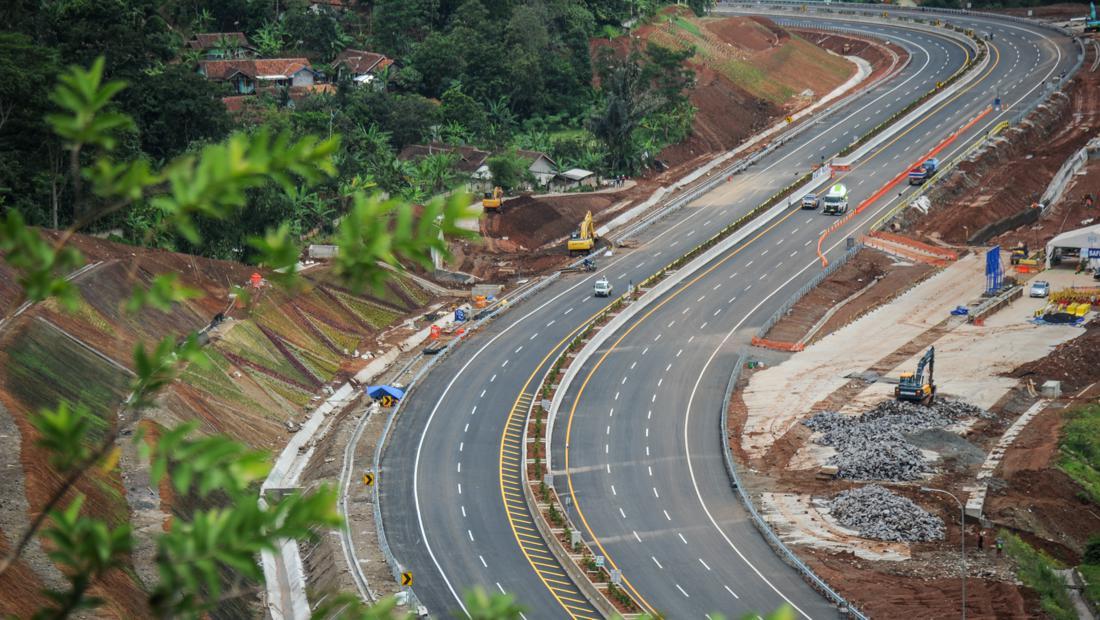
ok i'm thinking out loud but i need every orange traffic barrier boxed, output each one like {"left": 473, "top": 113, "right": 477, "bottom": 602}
{"left": 751, "top": 336, "right": 805, "bottom": 352}
{"left": 815, "top": 106, "right": 993, "bottom": 267}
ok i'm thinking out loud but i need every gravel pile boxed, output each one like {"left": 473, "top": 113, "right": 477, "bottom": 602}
{"left": 804, "top": 399, "right": 987, "bottom": 480}
{"left": 829, "top": 485, "right": 945, "bottom": 542}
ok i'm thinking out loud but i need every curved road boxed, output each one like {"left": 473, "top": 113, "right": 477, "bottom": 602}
{"left": 374, "top": 8, "right": 1074, "bottom": 619}
{"left": 553, "top": 8, "right": 1072, "bottom": 619}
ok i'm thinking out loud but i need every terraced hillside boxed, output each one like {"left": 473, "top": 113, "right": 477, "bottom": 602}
{"left": 0, "top": 234, "right": 440, "bottom": 617}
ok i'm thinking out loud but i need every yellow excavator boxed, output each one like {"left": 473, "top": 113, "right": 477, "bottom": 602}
{"left": 482, "top": 186, "right": 503, "bottom": 212}
{"left": 895, "top": 347, "right": 936, "bottom": 405}
{"left": 567, "top": 211, "right": 598, "bottom": 253}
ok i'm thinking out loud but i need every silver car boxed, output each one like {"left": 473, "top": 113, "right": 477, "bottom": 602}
{"left": 1029, "top": 280, "right": 1050, "bottom": 298}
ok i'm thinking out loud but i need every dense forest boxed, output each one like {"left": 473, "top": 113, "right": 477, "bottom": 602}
{"left": 0, "top": 0, "right": 710, "bottom": 260}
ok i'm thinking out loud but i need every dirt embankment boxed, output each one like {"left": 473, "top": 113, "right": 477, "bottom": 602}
{"left": 1010, "top": 319, "right": 1100, "bottom": 395}
{"left": 456, "top": 15, "right": 904, "bottom": 282}
{"left": 764, "top": 248, "right": 936, "bottom": 344}
{"left": 902, "top": 43, "right": 1100, "bottom": 246}
{"left": 0, "top": 233, "right": 443, "bottom": 617}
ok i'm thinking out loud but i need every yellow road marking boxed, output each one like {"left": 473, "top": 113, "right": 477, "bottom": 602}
{"left": 563, "top": 35, "right": 1002, "bottom": 616}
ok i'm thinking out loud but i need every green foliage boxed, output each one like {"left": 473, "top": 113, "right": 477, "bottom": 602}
{"left": 283, "top": 6, "right": 353, "bottom": 60}
{"left": 37, "top": 495, "right": 132, "bottom": 619}
{"left": 332, "top": 192, "right": 475, "bottom": 293}
{"left": 46, "top": 57, "right": 135, "bottom": 152}
{"left": 1002, "top": 531, "right": 1076, "bottom": 620}
{"left": 32, "top": 401, "right": 97, "bottom": 473}
{"left": 1080, "top": 562, "right": 1100, "bottom": 608}
{"left": 126, "top": 274, "right": 201, "bottom": 313}
{"left": 0, "top": 210, "right": 84, "bottom": 309}
{"left": 487, "top": 150, "right": 534, "bottom": 191}
{"left": 466, "top": 586, "right": 526, "bottom": 620}
{"left": 589, "top": 42, "right": 696, "bottom": 174}
{"left": 1059, "top": 403, "right": 1100, "bottom": 503}
{"left": 1085, "top": 535, "right": 1100, "bottom": 565}
{"left": 117, "top": 64, "right": 232, "bottom": 162}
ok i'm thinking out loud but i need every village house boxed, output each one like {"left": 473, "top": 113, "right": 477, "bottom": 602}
{"left": 332, "top": 48, "right": 394, "bottom": 87}
{"left": 551, "top": 168, "right": 598, "bottom": 192}
{"left": 199, "top": 58, "right": 318, "bottom": 95}
{"left": 515, "top": 150, "right": 558, "bottom": 188}
{"left": 398, "top": 143, "right": 492, "bottom": 191}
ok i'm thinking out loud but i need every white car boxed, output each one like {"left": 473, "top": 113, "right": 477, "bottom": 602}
{"left": 594, "top": 278, "right": 612, "bottom": 297}
{"left": 1029, "top": 280, "right": 1050, "bottom": 298}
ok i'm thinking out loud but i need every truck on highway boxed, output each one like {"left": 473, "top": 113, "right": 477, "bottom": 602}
{"left": 821, "top": 183, "right": 849, "bottom": 215}
{"left": 907, "top": 158, "right": 939, "bottom": 185}
{"left": 801, "top": 193, "right": 819, "bottom": 209}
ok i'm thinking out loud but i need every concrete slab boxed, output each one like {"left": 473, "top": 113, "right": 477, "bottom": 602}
{"left": 760, "top": 492, "right": 911, "bottom": 561}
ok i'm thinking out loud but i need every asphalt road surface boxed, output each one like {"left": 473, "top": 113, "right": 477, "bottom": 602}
{"left": 375, "top": 8, "right": 1075, "bottom": 619}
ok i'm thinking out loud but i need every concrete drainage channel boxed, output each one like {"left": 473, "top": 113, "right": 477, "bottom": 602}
{"left": 345, "top": 9, "right": 997, "bottom": 618}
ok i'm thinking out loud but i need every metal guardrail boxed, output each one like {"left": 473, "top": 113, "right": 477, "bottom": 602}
{"left": 718, "top": 349, "right": 870, "bottom": 619}
{"left": 754, "top": 243, "right": 864, "bottom": 339}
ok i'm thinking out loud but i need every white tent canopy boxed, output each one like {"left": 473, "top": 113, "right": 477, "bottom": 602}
{"left": 1045, "top": 222, "right": 1100, "bottom": 267}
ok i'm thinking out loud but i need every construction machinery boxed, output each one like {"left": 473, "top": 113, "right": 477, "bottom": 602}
{"left": 482, "top": 186, "right": 503, "bottom": 212}
{"left": 567, "top": 211, "right": 599, "bottom": 253}
{"left": 895, "top": 347, "right": 936, "bottom": 404}
{"left": 1087, "top": 2, "right": 1100, "bottom": 32}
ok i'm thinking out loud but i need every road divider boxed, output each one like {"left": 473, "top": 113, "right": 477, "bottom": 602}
{"left": 357, "top": 8, "right": 999, "bottom": 613}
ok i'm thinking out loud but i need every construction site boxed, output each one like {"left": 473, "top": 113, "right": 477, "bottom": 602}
{"left": 726, "top": 26, "right": 1100, "bottom": 617}
{"left": 7, "top": 4, "right": 1100, "bottom": 618}
{"left": 447, "top": 9, "right": 904, "bottom": 282}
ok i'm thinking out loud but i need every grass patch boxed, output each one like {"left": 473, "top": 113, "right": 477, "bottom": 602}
{"left": 1059, "top": 403, "right": 1100, "bottom": 503}
{"left": 673, "top": 16, "right": 702, "bottom": 37}
{"left": 4, "top": 324, "right": 128, "bottom": 438}
{"left": 1002, "top": 531, "right": 1076, "bottom": 620}
{"left": 1080, "top": 563, "right": 1100, "bottom": 607}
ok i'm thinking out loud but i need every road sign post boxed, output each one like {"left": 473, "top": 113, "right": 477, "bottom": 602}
{"left": 401, "top": 571, "right": 413, "bottom": 586}
{"left": 362, "top": 471, "right": 375, "bottom": 486}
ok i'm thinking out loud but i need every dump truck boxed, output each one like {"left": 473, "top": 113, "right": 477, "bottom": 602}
{"left": 896, "top": 347, "right": 936, "bottom": 405}
{"left": 821, "top": 184, "right": 849, "bottom": 215}
{"left": 907, "top": 158, "right": 939, "bottom": 185}
{"left": 801, "top": 193, "right": 820, "bottom": 210}
{"left": 567, "top": 211, "right": 598, "bottom": 253}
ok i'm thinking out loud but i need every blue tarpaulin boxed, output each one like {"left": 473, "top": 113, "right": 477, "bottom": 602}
{"left": 367, "top": 385, "right": 405, "bottom": 401}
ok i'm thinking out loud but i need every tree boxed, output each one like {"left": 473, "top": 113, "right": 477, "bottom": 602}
{"left": 588, "top": 42, "right": 696, "bottom": 175}
{"left": 588, "top": 46, "right": 664, "bottom": 175}
{"left": 487, "top": 149, "right": 533, "bottom": 191}
{"left": 252, "top": 19, "right": 289, "bottom": 57}
{"left": 118, "top": 64, "right": 233, "bottom": 162}
{"left": 0, "top": 57, "right": 474, "bottom": 618}
{"left": 0, "top": 33, "right": 62, "bottom": 225}
{"left": 35, "top": 0, "right": 176, "bottom": 78}
{"left": 441, "top": 85, "right": 489, "bottom": 141}
{"left": 284, "top": 6, "right": 353, "bottom": 60}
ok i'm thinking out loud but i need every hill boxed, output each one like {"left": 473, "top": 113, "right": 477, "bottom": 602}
{"left": 0, "top": 234, "right": 441, "bottom": 617}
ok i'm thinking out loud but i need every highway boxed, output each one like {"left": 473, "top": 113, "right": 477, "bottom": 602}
{"left": 374, "top": 8, "right": 1075, "bottom": 619}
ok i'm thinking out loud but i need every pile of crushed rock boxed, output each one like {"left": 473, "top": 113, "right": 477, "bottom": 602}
{"left": 804, "top": 399, "right": 987, "bottom": 480}
{"left": 829, "top": 484, "right": 945, "bottom": 542}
